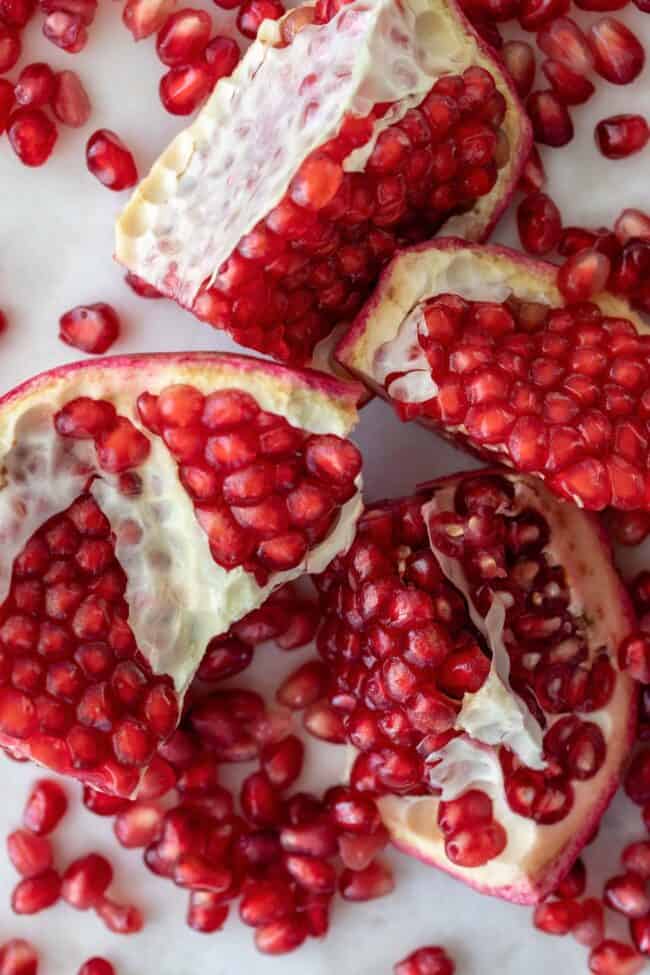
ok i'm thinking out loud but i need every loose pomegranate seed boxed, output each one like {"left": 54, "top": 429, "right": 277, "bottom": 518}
{"left": 394, "top": 946, "right": 455, "bottom": 975}
{"left": 0, "top": 940, "right": 39, "bottom": 975}
{"left": 284, "top": 853, "right": 336, "bottom": 893}
{"left": 11, "top": 868, "right": 61, "bottom": 914}
{"left": 619, "top": 634, "right": 650, "bottom": 683}
{"left": 339, "top": 860, "right": 395, "bottom": 901}
{"left": 615, "top": 209, "right": 650, "bottom": 244}
{"left": 537, "top": 17, "right": 593, "bottom": 75}
{"left": 626, "top": 750, "right": 650, "bottom": 806}
{"left": 14, "top": 64, "right": 55, "bottom": 109}
{"left": 277, "top": 661, "right": 330, "bottom": 710}
{"left": 86, "top": 130, "right": 138, "bottom": 191}
{"left": 23, "top": 780, "right": 67, "bottom": 835}
{"left": 156, "top": 9, "right": 212, "bottom": 66}
{"left": 519, "top": 0, "right": 570, "bottom": 30}
{"left": 43, "top": 11, "right": 88, "bottom": 52}
{"left": 0, "top": 0, "right": 35, "bottom": 27}
{"left": 0, "top": 24, "right": 20, "bottom": 73}
{"left": 557, "top": 249, "right": 611, "bottom": 302}
{"left": 95, "top": 897, "right": 144, "bottom": 934}
{"left": 338, "top": 829, "right": 389, "bottom": 871}
{"left": 77, "top": 961, "right": 114, "bottom": 975}
{"left": 237, "top": 0, "right": 285, "bottom": 39}
{"left": 572, "top": 898, "right": 605, "bottom": 947}
{"left": 7, "top": 108, "right": 57, "bottom": 166}
{"left": 241, "top": 771, "right": 282, "bottom": 826}
{"left": 114, "top": 802, "right": 164, "bottom": 848}
{"left": 534, "top": 898, "right": 580, "bottom": 934}
{"left": 83, "top": 786, "right": 130, "bottom": 816}
{"left": 0, "top": 78, "right": 13, "bottom": 133}
{"left": 280, "top": 820, "right": 338, "bottom": 857}
{"left": 187, "top": 891, "right": 229, "bottom": 932}
{"left": 542, "top": 59, "right": 596, "bottom": 105}
{"left": 589, "top": 941, "right": 644, "bottom": 975}
{"left": 623, "top": 843, "right": 650, "bottom": 880}
{"left": 159, "top": 62, "right": 215, "bottom": 115}
{"left": 556, "top": 858, "right": 587, "bottom": 898}
{"left": 61, "top": 853, "right": 113, "bottom": 909}
{"left": 517, "top": 192, "right": 562, "bottom": 255}
{"left": 7, "top": 830, "right": 53, "bottom": 877}
{"left": 595, "top": 115, "right": 649, "bottom": 160}
{"left": 123, "top": 0, "right": 175, "bottom": 39}
{"left": 502, "top": 40, "right": 536, "bottom": 97}
{"left": 197, "top": 634, "right": 253, "bottom": 682}
{"left": 174, "top": 854, "right": 232, "bottom": 893}
{"left": 604, "top": 873, "right": 650, "bottom": 918}
{"left": 519, "top": 144, "right": 546, "bottom": 194}
{"left": 527, "top": 90, "right": 574, "bottom": 146}
{"left": 589, "top": 18, "right": 645, "bottom": 85}
{"left": 303, "top": 700, "right": 346, "bottom": 742}
{"left": 261, "top": 735, "right": 304, "bottom": 790}
{"left": 52, "top": 71, "right": 91, "bottom": 127}
{"left": 204, "top": 35, "right": 240, "bottom": 80}
{"left": 631, "top": 914, "right": 650, "bottom": 954}
{"left": 59, "top": 303, "right": 121, "bottom": 354}
{"left": 254, "top": 915, "right": 308, "bottom": 955}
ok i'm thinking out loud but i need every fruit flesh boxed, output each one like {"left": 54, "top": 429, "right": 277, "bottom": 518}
{"left": 115, "top": 0, "right": 530, "bottom": 366}
{"left": 0, "top": 353, "right": 362, "bottom": 794}
{"left": 337, "top": 238, "right": 650, "bottom": 512}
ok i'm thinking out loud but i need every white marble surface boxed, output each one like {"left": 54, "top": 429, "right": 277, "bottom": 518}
{"left": 0, "top": 4, "right": 650, "bottom": 973}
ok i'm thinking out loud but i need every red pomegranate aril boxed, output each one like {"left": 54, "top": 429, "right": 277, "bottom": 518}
{"left": 77, "top": 960, "right": 114, "bottom": 975}
{"left": 0, "top": 24, "right": 20, "bottom": 73}
{"left": 114, "top": 803, "right": 163, "bottom": 848}
{"left": 7, "top": 108, "right": 57, "bottom": 166}
{"left": 52, "top": 71, "right": 91, "bottom": 128}
{"left": 619, "top": 634, "right": 650, "bottom": 683}
{"left": 123, "top": 0, "right": 175, "bottom": 38}
{"left": 519, "top": 0, "right": 569, "bottom": 29}
{"left": 156, "top": 9, "right": 212, "bottom": 67}
{"left": 284, "top": 853, "right": 336, "bottom": 893}
{"left": 7, "top": 829, "right": 53, "bottom": 877}
{"left": 173, "top": 854, "right": 232, "bottom": 893}
{"left": 573, "top": 898, "right": 605, "bottom": 948}
{"left": 604, "top": 873, "right": 650, "bottom": 919}
{"left": 623, "top": 843, "right": 650, "bottom": 881}
{"left": 59, "top": 303, "right": 120, "bottom": 354}
{"left": 631, "top": 913, "right": 650, "bottom": 954}
{"left": 254, "top": 915, "right": 308, "bottom": 955}
{"left": 12, "top": 868, "right": 61, "bottom": 914}
{"left": 0, "top": 940, "right": 39, "bottom": 975}
{"left": 517, "top": 192, "right": 562, "bottom": 255}
{"left": 240, "top": 878, "right": 294, "bottom": 927}
{"left": 609, "top": 511, "right": 650, "bottom": 546}
{"left": 558, "top": 249, "right": 611, "bottom": 303}
{"left": 261, "top": 736, "right": 304, "bottom": 790}
{"left": 534, "top": 898, "right": 580, "bottom": 934}
{"left": 43, "top": 11, "right": 87, "bottom": 51}
{"left": 95, "top": 897, "right": 143, "bottom": 935}
{"left": 527, "top": 91, "right": 574, "bottom": 147}
{"left": 237, "top": 0, "right": 285, "bottom": 39}
{"left": 556, "top": 858, "right": 587, "bottom": 898}
{"left": 542, "top": 60, "right": 596, "bottom": 105}
{"left": 339, "top": 860, "right": 395, "bottom": 901}
{"left": 338, "top": 828, "right": 389, "bottom": 871}
{"left": 596, "top": 115, "right": 649, "bottom": 160}
{"left": 159, "top": 62, "right": 214, "bottom": 115}
{"left": 204, "top": 35, "right": 240, "bottom": 79}
{"left": 520, "top": 145, "right": 546, "bottom": 193}
{"left": 589, "top": 18, "right": 645, "bottom": 85}
{"left": 15, "top": 64, "right": 55, "bottom": 109}
{"left": 304, "top": 700, "right": 346, "bottom": 743}
{"left": 330, "top": 792, "right": 381, "bottom": 835}
{"left": 0, "top": 79, "right": 14, "bottom": 134}
{"left": 241, "top": 771, "right": 282, "bottom": 826}
{"left": 61, "top": 853, "right": 113, "bottom": 909}
{"left": 502, "top": 40, "right": 536, "bottom": 97}
{"left": 0, "top": 0, "right": 35, "bottom": 27}
{"left": 589, "top": 941, "right": 644, "bottom": 975}
{"left": 280, "top": 820, "right": 338, "bottom": 857}
{"left": 86, "top": 130, "right": 138, "bottom": 191}
{"left": 445, "top": 821, "right": 508, "bottom": 867}
{"left": 23, "top": 780, "right": 67, "bottom": 835}
{"left": 83, "top": 786, "right": 129, "bottom": 817}
{"left": 394, "top": 946, "right": 456, "bottom": 975}
{"left": 537, "top": 17, "right": 593, "bottom": 75}
{"left": 187, "top": 891, "right": 229, "bottom": 933}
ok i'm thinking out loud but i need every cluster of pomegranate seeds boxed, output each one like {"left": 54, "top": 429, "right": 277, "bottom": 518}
{"left": 191, "top": 63, "right": 511, "bottom": 365}
{"left": 136, "top": 384, "right": 361, "bottom": 582}
{"left": 59, "top": 303, "right": 121, "bottom": 354}
{"left": 398, "top": 292, "right": 650, "bottom": 511}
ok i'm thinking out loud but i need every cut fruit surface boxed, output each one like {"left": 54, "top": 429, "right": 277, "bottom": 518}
{"left": 337, "top": 238, "right": 650, "bottom": 512}
{"left": 0, "top": 352, "right": 362, "bottom": 795}
{"left": 115, "top": 0, "right": 530, "bottom": 367}
{"left": 314, "top": 469, "right": 636, "bottom": 903}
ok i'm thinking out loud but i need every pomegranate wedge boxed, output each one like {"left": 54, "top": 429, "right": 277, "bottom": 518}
{"left": 0, "top": 352, "right": 363, "bottom": 795}
{"left": 338, "top": 239, "right": 650, "bottom": 511}
{"left": 315, "top": 470, "right": 636, "bottom": 903}
{"left": 115, "top": 0, "right": 530, "bottom": 367}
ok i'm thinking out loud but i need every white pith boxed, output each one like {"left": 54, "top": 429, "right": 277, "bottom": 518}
{"left": 349, "top": 472, "right": 636, "bottom": 903}
{"left": 115, "top": 0, "right": 527, "bottom": 307}
{"left": 0, "top": 356, "right": 362, "bottom": 699}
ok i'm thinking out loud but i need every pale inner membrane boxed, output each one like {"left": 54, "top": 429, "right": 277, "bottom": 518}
{"left": 117, "top": 0, "right": 470, "bottom": 304}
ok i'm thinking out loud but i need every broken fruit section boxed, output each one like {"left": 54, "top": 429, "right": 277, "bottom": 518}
{"left": 338, "top": 239, "right": 650, "bottom": 512}
{"left": 315, "top": 470, "right": 636, "bottom": 902}
{"left": 115, "top": 0, "right": 530, "bottom": 367}
{"left": 0, "top": 353, "right": 363, "bottom": 795}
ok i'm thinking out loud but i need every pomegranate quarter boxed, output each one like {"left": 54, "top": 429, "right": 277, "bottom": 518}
{"left": 338, "top": 239, "right": 650, "bottom": 512}
{"left": 115, "top": 0, "right": 530, "bottom": 367}
{"left": 315, "top": 470, "right": 636, "bottom": 902}
{"left": 0, "top": 352, "right": 363, "bottom": 795}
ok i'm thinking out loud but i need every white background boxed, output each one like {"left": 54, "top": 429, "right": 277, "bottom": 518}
{"left": 0, "top": 3, "right": 650, "bottom": 972}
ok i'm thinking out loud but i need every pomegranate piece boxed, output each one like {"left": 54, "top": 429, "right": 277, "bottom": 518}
{"left": 0, "top": 940, "right": 39, "bottom": 975}
{"left": 7, "top": 109, "right": 57, "bottom": 167}
{"left": 595, "top": 115, "right": 649, "bottom": 160}
{"left": 338, "top": 239, "right": 650, "bottom": 512}
{"left": 394, "top": 946, "right": 455, "bottom": 975}
{"left": 42, "top": 11, "right": 87, "bottom": 51}
{"left": 517, "top": 192, "right": 562, "bottom": 255}
{"left": 526, "top": 90, "right": 574, "bottom": 146}
{"left": 14, "top": 64, "right": 55, "bottom": 109}
{"left": 156, "top": 9, "right": 212, "bottom": 66}
{"left": 52, "top": 71, "right": 91, "bottom": 128}
{"left": 59, "top": 303, "right": 121, "bottom": 355}
{"left": 0, "top": 24, "right": 20, "bottom": 73}
{"left": 123, "top": 0, "right": 176, "bottom": 39}
{"left": 12, "top": 868, "right": 61, "bottom": 914}
{"left": 23, "top": 780, "right": 67, "bottom": 834}
{"left": 116, "top": 0, "right": 532, "bottom": 367}
{"left": 77, "top": 961, "right": 114, "bottom": 975}
{"left": 589, "top": 941, "right": 644, "bottom": 975}
{"left": 7, "top": 829, "right": 53, "bottom": 877}
{"left": 313, "top": 467, "right": 636, "bottom": 902}
{"left": 86, "top": 130, "right": 138, "bottom": 191}
{"left": 589, "top": 18, "right": 645, "bottom": 85}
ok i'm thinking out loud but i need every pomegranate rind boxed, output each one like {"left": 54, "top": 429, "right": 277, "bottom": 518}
{"left": 336, "top": 238, "right": 649, "bottom": 508}
{"left": 114, "top": 0, "right": 530, "bottom": 364}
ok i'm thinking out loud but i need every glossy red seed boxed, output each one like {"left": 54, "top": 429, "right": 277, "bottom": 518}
{"left": 42, "top": 11, "right": 88, "bottom": 51}
{"left": 61, "top": 854, "right": 113, "bottom": 909}
{"left": 77, "top": 960, "right": 114, "bottom": 975}
{"left": 394, "top": 946, "right": 455, "bottom": 975}
{"left": 159, "top": 62, "right": 214, "bottom": 115}
{"left": 517, "top": 192, "right": 562, "bottom": 255}
{"left": 52, "top": 71, "right": 91, "bottom": 127}
{"left": 95, "top": 897, "right": 144, "bottom": 934}
{"left": 619, "top": 634, "right": 650, "bottom": 682}
{"left": 83, "top": 786, "right": 129, "bottom": 817}
{"left": 339, "top": 860, "right": 395, "bottom": 901}
{"left": 527, "top": 91, "right": 574, "bottom": 147}
{"left": 7, "top": 108, "right": 57, "bottom": 166}
{"left": 589, "top": 940, "right": 644, "bottom": 974}
{"left": 237, "top": 0, "right": 285, "bottom": 39}
{"left": 604, "top": 873, "right": 650, "bottom": 918}
{"left": 123, "top": 0, "right": 175, "bottom": 38}
{"left": 534, "top": 898, "right": 580, "bottom": 934}
{"left": 204, "top": 35, "right": 240, "bottom": 79}
{"left": 572, "top": 898, "right": 605, "bottom": 948}
{"left": 0, "top": 78, "right": 13, "bottom": 133}
{"left": 59, "top": 303, "right": 120, "bottom": 354}
{"left": 0, "top": 0, "right": 35, "bottom": 27}
{"left": 156, "top": 8, "right": 211, "bottom": 66}
{"left": 542, "top": 59, "right": 596, "bottom": 105}
{"left": 589, "top": 18, "right": 646, "bottom": 85}
{"left": 519, "top": 0, "right": 569, "bottom": 30}
{"left": 502, "top": 40, "right": 536, "bottom": 97}
{"left": 556, "top": 858, "right": 587, "bottom": 898}
{"left": 15, "top": 64, "right": 55, "bottom": 109}
{"left": 0, "top": 24, "right": 20, "bottom": 72}
{"left": 615, "top": 209, "right": 650, "bottom": 244}
{"left": 7, "top": 830, "right": 53, "bottom": 877}
{"left": 558, "top": 249, "right": 611, "bottom": 303}
{"left": 187, "top": 892, "right": 229, "bottom": 933}
{"left": 626, "top": 750, "right": 650, "bottom": 806}
{"left": 596, "top": 115, "right": 649, "bottom": 160}
{"left": 12, "top": 869, "right": 61, "bottom": 914}
{"left": 254, "top": 915, "right": 308, "bottom": 955}
{"left": 631, "top": 913, "right": 650, "bottom": 954}
{"left": 114, "top": 803, "right": 164, "bottom": 848}
{"left": 86, "top": 129, "right": 138, "bottom": 190}
{"left": 0, "top": 940, "right": 39, "bottom": 975}
{"left": 23, "top": 780, "right": 67, "bottom": 835}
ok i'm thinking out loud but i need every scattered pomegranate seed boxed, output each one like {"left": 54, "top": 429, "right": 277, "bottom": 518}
{"left": 589, "top": 18, "right": 645, "bottom": 87}
{"left": 615, "top": 209, "right": 650, "bottom": 243}
{"left": 86, "top": 129, "right": 138, "bottom": 191}
{"left": 595, "top": 115, "right": 649, "bottom": 160}
{"left": 589, "top": 940, "right": 644, "bottom": 975}
{"left": 59, "top": 302, "right": 121, "bottom": 354}
{"left": 537, "top": 17, "right": 594, "bottom": 75}
{"left": 52, "top": 71, "right": 91, "bottom": 127}
{"left": 534, "top": 898, "right": 580, "bottom": 934}
{"left": 0, "top": 940, "right": 39, "bottom": 975}
{"left": 237, "top": 0, "right": 285, "bottom": 38}
{"left": 519, "top": 144, "right": 546, "bottom": 193}
{"left": 11, "top": 868, "right": 61, "bottom": 914}
{"left": 572, "top": 898, "right": 605, "bottom": 947}
{"left": 23, "top": 780, "right": 67, "bottom": 835}
{"left": 7, "top": 108, "right": 57, "bottom": 167}
{"left": 557, "top": 248, "right": 611, "bottom": 302}
{"left": 604, "top": 873, "right": 650, "bottom": 919}
{"left": 204, "top": 35, "right": 241, "bottom": 80}
{"left": 159, "top": 62, "right": 215, "bottom": 115}
{"left": 77, "top": 960, "right": 114, "bottom": 975}
{"left": 0, "top": 23, "right": 20, "bottom": 73}
{"left": 339, "top": 860, "right": 395, "bottom": 901}
{"left": 542, "top": 59, "right": 596, "bottom": 105}
{"left": 623, "top": 842, "right": 650, "bottom": 880}
{"left": 619, "top": 634, "right": 650, "bottom": 683}
{"left": 156, "top": 8, "right": 212, "bottom": 66}
{"left": 631, "top": 913, "right": 650, "bottom": 954}
{"left": 0, "top": 0, "right": 36, "bottom": 28}
{"left": 43, "top": 11, "right": 88, "bottom": 52}
{"left": 626, "top": 750, "right": 650, "bottom": 806}
{"left": 95, "top": 897, "right": 144, "bottom": 934}
{"left": 123, "top": 0, "right": 176, "bottom": 39}
{"left": 502, "top": 40, "right": 536, "bottom": 97}
{"left": 0, "top": 78, "right": 14, "bottom": 133}
{"left": 517, "top": 192, "right": 562, "bottom": 254}
{"left": 303, "top": 700, "right": 346, "bottom": 743}
{"left": 114, "top": 802, "right": 164, "bottom": 848}
{"left": 394, "top": 946, "right": 455, "bottom": 975}
{"left": 83, "top": 786, "right": 130, "bottom": 817}
{"left": 527, "top": 90, "right": 574, "bottom": 146}
{"left": 187, "top": 891, "right": 229, "bottom": 933}
{"left": 7, "top": 829, "right": 53, "bottom": 877}
{"left": 556, "top": 858, "right": 587, "bottom": 898}
{"left": 61, "top": 853, "right": 113, "bottom": 909}
{"left": 14, "top": 64, "right": 55, "bottom": 109}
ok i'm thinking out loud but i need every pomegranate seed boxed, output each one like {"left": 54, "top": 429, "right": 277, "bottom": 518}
{"left": 123, "top": 0, "right": 175, "bottom": 39}
{"left": 204, "top": 36, "right": 240, "bottom": 79}
{"left": 520, "top": 144, "right": 546, "bottom": 193}
{"left": 23, "top": 780, "right": 67, "bottom": 835}
{"left": 589, "top": 18, "right": 645, "bottom": 85}
{"left": 77, "top": 961, "right": 114, "bottom": 975}
{"left": 0, "top": 24, "right": 20, "bottom": 72}
{"left": 303, "top": 700, "right": 346, "bottom": 742}
{"left": 572, "top": 898, "right": 605, "bottom": 947}
{"left": 558, "top": 249, "right": 611, "bottom": 303}
{"left": 254, "top": 915, "right": 308, "bottom": 955}
{"left": 604, "top": 873, "right": 650, "bottom": 918}
{"left": 338, "top": 829, "right": 389, "bottom": 871}
{"left": 0, "top": 78, "right": 14, "bottom": 133}
{"left": 95, "top": 897, "right": 143, "bottom": 934}
{"left": 125, "top": 271, "right": 162, "bottom": 298}
{"left": 61, "top": 853, "right": 113, "bottom": 909}
{"left": 527, "top": 90, "right": 574, "bottom": 146}
{"left": 7, "top": 830, "right": 53, "bottom": 877}
{"left": 502, "top": 40, "right": 536, "bottom": 97}
{"left": 538, "top": 17, "right": 593, "bottom": 75}
{"left": 394, "top": 946, "right": 455, "bottom": 975}
{"left": 83, "top": 786, "right": 129, "bottom": 816}
{"left": 156, "top": 9, "right": 211, "bottom": 66}
{"left": 187, "top": 892, "right": 229, "bottom": 933}
{"left": 609, "top": 511, "right": 650, "bottom": 546}
{"left": 114, "top": 803, "right": 163, "bottom": 848}
{"left": 623, "top": 843, "right": 650, "bottom": 880}
{"left": 596, "top": 115, "right": 649, "bottom": 159}
{"left": 261, "top": 736, "right": 304, "bottom": 790}
{"left": 284, "top": 853, "right": 336, "bottom": 893}
{"left": 542, "top": 59, "right": 596, "bottom": 105}
{"left": 173, "top": 854, "right": 232, "bottom": 893}
{"left": 626, "top": 750, "right": 650, "bottom": 805}
{"left": 240, "top": 878, "right": 294, "bottom": 927}
{"left": 329, "top": 792, "right": 381, "bottom": 835}
{"left": 615, "top": 209, "right": 650, "bottom": 244}
{"left": 59, "top": 303, "right": 120, "bottom": 354}
{"left": 0, "top": 0, "right": 35, "bottom": 27}
{"left": 280, "top": 820, "right": 338, "bottom": 857}
{"left": 12, "top": 869, "right": 61, "bottom": 914}
{"left": 43, "top": 11, "right": 88, "bottom": 52}
{"left": 237, "top": 0, "right": 285, "bottom": 39}
{"left": 589, "top": 941, "right": 644, "bottom": 975}
{"left": 241, "top": 771, "right": 282, "bottom": 826}
{"left": 556, "top": 858, "right": 587, "bottom": 898}
{"left": 631, "top": 913, "right": 650, "bottom": 954}
{"left": 52, "top": 71, "right": 90, "bottom": 127}
{"left": 14, "top": 64, "right": 55, "bottom": 109}
{"left": 197, "top": 634, "right": 253, "bottom": 682}
{"left": 0, "top": 940, "right": 39, "bottom": 975}
{"left": 517, "top": 192, "right": 562, "bottom": 255}
{"left": 339, "top": 860, "right": 395, "bottom": 901}
{"left": 7, "top": 108, "right": 57, "bottom": 166}
{"left": 86, "top": 130, "right": 138, "bottom": 191}
{"left": 619, "top": 633, "right": 650, "bottom": 683}
{"left": 534, "top": 898, "right": 580, "bottom": 934}
{"left": 277, "top": 661, "right": 328, "bottom": 711}
{"left": 159, "top": 62, "right": 214, "bottom": 115}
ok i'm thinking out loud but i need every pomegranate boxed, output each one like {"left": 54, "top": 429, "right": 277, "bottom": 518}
{"left": 115, "top": 0, "right": 531, "bottom": 366}
{"left": 338, "top": 239, "right": 650, "bottom": 513}
{"left": 0, "top": 352, "right": 362, "bottom": 794}
{"left": 314, "top": 469, "right": 636, "bottom": 902}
